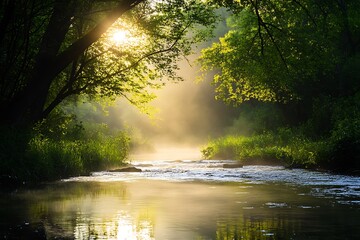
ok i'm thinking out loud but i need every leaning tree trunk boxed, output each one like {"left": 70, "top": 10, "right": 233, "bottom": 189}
{"left": 4, "top": 0, "right": 143, "bottom": 126}
{"left": 8, "top": 0, "right": 76, "bottom": 125}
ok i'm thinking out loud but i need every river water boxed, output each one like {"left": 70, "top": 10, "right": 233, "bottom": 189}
{"left": 1, "top": 152, "right": 360, "bottom": 239}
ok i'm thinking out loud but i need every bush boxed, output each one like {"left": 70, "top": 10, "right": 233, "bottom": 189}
{"left": 326, "top": 112, "right": 360, "bottom": 171}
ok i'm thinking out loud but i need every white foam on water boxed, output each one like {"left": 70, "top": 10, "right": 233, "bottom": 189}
{"left": 64, "top": 158, "right": 360, "bottom": 205}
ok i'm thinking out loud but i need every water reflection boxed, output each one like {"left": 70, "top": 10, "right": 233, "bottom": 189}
{"left": 1, "top": 180, "right": 359, "bottom": 239}
{"left": 68, "top": 161, "right": 360, "bottom": 205}
{"left": 74, "top": 211, "right": 154, "bottom": 239}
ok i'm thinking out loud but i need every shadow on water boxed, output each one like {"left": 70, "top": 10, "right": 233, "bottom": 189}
{"left": 1, "top": 179, "right": 360, "bottom": 239}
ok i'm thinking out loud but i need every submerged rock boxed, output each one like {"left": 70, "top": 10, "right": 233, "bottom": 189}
{"left": 109, "top": 166, "right": 142, "bottom": 172}
{"left": 223, "top": 163, "right": 243, "bottom": 168}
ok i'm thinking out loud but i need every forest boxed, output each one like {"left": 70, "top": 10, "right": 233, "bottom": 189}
{"left": 0, "top": 0, "right": 359, "bottom": 183}
{"left": 200, "top": 0, "right": 360, "bottom": 173}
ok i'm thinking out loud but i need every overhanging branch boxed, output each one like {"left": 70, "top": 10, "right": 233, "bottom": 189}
{"left": 52, "top": 0, "right": 143, "bottom": 78}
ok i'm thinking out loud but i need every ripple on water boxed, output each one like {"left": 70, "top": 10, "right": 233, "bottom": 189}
{"left": 265, "top": 202, "right": 288, "bottom": 208}
{"left": 64, "top": 159, "right": 360, "bottom": 205}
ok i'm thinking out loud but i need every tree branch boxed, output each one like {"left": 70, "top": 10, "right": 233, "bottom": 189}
{"left": 52, "top": 0, "right": 143, "bottom": 78}
{"left": 250, "top": 0, "right": 288, "bottom": 68}
{"left": 250, "top": 0, "right": 264, "bottom": 55}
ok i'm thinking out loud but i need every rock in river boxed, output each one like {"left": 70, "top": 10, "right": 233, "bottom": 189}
{"left": 223, "top": 163, "right": 243, "bottom": 168}
{"left": 109, "top": 166, "right": 142, "bottom": 172}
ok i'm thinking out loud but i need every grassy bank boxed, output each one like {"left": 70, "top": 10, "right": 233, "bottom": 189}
{"left": 202, "top": 93, "right": 360, "bottom": 174}
{"left": 0, "top": 123, "right": 130, "bottom": 182}
{"left": 201, "top": 127, "right": 360, "bottom": 174}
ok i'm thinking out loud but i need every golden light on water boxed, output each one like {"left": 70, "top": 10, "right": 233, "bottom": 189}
{"left": 74, "top": 211, "right": 155, "bottom": 240}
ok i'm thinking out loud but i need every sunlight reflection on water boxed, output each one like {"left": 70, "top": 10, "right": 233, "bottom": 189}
{"left": 2, "top": 145, "right": 360, "bottom": 239}
{"left": 73, "top": 212, "right": 154, "bottom": 240}
{"left": 2, "top": 169, "right": 360, "bottom": 239}
{"left": 65, "top": 159, "right": 360, "bottom": 205}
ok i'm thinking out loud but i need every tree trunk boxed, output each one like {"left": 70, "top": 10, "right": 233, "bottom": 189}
{"left": 4, "top": 0, "right": 143, "bottom": 126}
{"left": 5, "top": 0, "right": 75, "bottom": 125}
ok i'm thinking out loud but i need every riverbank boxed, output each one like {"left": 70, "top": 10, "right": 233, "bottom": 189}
{"left": 200, "top": 130, "right": 360, "bottom": 176}
{"left": 0, "top": 125, "right": 130, "bottom": 184}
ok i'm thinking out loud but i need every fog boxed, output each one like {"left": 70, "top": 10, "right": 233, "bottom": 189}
{"left": 77, "top": 11, "right": 237, "bottom": 158}
{"left": 104, "top": 57, "right": 240, "bottom": 155}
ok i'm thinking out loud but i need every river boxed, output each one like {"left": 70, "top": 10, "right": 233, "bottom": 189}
{"left": 1, "top": 150, "right": 360, "bottom": 239}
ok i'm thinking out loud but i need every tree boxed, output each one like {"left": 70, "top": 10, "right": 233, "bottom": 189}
{"left": 0, "top": 0, "right": 217, "bottom": 126}
{"left": 199, "top": 0, "right": 360, "bottom": 107}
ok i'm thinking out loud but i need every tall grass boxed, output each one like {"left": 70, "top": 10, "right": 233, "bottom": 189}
{"left": 201, "top": 93, "right": 360, "bottom": 173}
{"left": 0, "top": 124, "right": 130, "bottom": 182}
{"left": 201, "top": 129, "right": 330, "bottom": 168}
{"left": 25, "top": 132, "right": 129, "bottom": 181}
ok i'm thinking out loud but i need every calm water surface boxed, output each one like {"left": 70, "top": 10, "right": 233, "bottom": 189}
{"left": 1, "top": 156, "right": 360, "bottom": 239}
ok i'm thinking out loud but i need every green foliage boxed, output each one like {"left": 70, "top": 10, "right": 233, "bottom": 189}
{"left": 225, "top": 102, "right": 285, "bottom": 135}
{"left": 296, "top": 92, "right": 360, "bottom": 170}
{"left": 201, "top": 129, "right": 330, "bottom": 168}
{"left": 325, "top": 93, "right": 360, "bottom": 170}
{"left": 0, "top": 114, "right": 130, "bottom": 182}
{"left": 46, "top": 0, "right": 219, "bottom": 116}
{"left": 0, "top": 0, "right": 219, "bottom": 125}
{"left": 25, "top": 130, "right": 129, "bottom": 181}
{"left": 199, "top": 0, "right": 359, "bottom": 105}
{"left": 202, "top": 91, "right": 360, "bottom": 172}
{"left": 26, "top": 137, "right": 83, "bottom": 180}
{"left": 80, "top": 131, "right": 130, "bottom": 172}
{"left": 199, "top": 1, "right": 360, "bottom": 173}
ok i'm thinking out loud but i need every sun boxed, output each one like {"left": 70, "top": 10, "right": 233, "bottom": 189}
{"left": 105, "top": 22, "right": 146, "bottom": 48}
{"left": 112, "top": 30, "right": 128, "bottom": 44}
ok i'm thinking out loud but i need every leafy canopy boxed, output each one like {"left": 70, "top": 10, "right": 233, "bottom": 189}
{"left": 199, "top": 0, "right": 360, "bottom": 105}
{"left": 48, "top": 0, "right": 218, "bottom": 112}
{"left": 0, "top": 0, "right": 218, "bottom": 124}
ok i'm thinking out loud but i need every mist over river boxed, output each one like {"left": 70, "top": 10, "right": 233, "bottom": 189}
{"left": 1, "top": 150, "right": 360, "bottom": 239}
